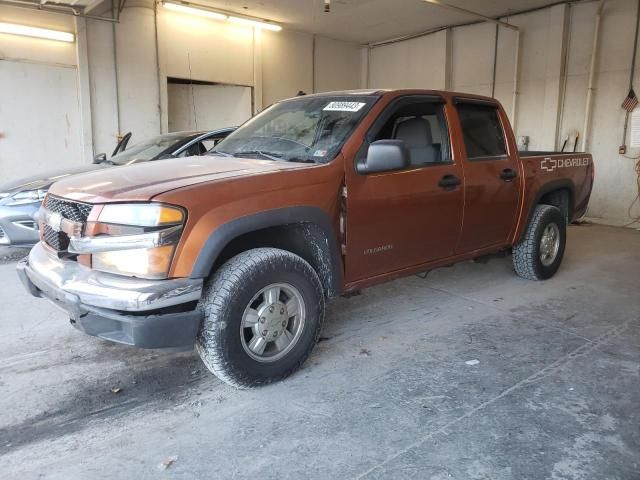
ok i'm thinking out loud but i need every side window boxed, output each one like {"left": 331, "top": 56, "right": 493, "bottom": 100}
{"left": 177, "top": 142, "right": 206, "bottom": 158}
{"left": 370, "top": 99, "right": 450, "bottom": 167}
{"left": 202, "top": 135, "right": 226, "bottom": 152}
{"left": 456, "top": 103, "right": 506, "bottom": 159}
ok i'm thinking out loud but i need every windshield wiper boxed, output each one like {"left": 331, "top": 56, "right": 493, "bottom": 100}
{"left": 233, "top": 150, "right": 282, "bottom": 161}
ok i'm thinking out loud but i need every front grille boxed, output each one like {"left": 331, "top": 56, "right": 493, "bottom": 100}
{"left": 42, "top": 195, "right": 93, "bottom": 251}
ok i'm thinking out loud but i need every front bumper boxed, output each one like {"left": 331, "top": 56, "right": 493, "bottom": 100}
{"left": 0, "top": 203, "right": 40, "bottom": 246}
{"left": 17, "top": 242, "right": 203, "bottom": 348}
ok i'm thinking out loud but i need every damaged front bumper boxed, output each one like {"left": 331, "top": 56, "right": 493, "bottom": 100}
{"left": 16, "top": 242, "right": 203, "bottom": 349}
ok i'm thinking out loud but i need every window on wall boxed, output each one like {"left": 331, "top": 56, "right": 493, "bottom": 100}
{"left": 456, "top": 103, "right": 507, "bottom": 159}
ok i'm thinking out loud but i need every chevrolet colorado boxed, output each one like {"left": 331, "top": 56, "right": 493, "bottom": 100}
{"left": 17, "top": 90, "right": 594, "bottom": 388}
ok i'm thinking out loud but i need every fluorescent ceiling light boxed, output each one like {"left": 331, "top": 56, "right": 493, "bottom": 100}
{"left": 162, "top": 1, "right": 282, "bottom": 31}
{"left": 228, "top": 16, "right": 282, "bottom": 31}
{"left": 162, "top": 2, "right": 227, "bottom": 20}
{"left": 0, "top": 22, "right": 74, "bottom": 42}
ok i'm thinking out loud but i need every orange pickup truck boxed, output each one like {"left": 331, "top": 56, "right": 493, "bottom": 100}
{"left": 17, "top": 89, "right": 594, "bottom": 388}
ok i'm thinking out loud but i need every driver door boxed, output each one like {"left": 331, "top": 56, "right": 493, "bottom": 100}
{"left": 344, "top": 96, "right": 465, "bottom": 282}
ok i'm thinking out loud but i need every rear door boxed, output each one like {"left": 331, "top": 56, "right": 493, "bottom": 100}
{"left": 345, "top": 95, "right": 464, "bottom": 281}
{"left": 454, "top": 100, "right": 522, "bottom": 253}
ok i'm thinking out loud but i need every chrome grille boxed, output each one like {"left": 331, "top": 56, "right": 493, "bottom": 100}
{"left": 42, "top": 196, "right": 93, "bottom": 251}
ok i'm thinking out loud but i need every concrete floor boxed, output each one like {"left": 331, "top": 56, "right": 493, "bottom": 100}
{"left": 0, "top": 224, "right": 638, "bottom": 480}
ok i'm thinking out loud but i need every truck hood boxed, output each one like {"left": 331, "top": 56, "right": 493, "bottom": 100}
{"left": 49, "top": 155, "right": 311, "bottom": 203}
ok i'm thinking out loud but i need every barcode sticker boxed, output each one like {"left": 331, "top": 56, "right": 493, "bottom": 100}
{"left": 323, "top": 101, "right": 366, "bottom": 112}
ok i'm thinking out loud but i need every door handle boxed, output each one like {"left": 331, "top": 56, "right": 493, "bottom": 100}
{"left": 500, "top": 168, "right": 518, "bottom": 182}
{"left": 438, "top": 174, "right": 462, "bottom": 189}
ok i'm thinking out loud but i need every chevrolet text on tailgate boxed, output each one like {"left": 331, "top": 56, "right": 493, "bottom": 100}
{"left": 17, "top": 90, "right": 594, "bottom": 388}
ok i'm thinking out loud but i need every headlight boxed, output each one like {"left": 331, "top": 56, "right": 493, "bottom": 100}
{"left": 98, "top": 203, "right": 184, "bottom": 227}
{"left": 68, "top": 203, "right": 186, "bottom": 279}
{"left": 6, "top": 189, "right": 47, "bottom": 206}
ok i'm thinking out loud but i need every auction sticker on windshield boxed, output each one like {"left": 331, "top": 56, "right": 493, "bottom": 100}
{"left": 323, "top": 101, "right": 366, "bottom": 112}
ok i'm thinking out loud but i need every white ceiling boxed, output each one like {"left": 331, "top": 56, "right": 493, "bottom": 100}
{"left": 196, "top": 0, "right": 568, "bottom": 43}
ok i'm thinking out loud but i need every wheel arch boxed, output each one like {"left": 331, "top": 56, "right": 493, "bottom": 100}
{"left": 517, "top": 179, "right": 575, "bottom": 244}
{"left": 190, "top": 207, "right": 343, "bottom": 298}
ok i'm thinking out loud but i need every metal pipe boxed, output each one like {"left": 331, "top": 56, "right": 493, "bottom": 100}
{"left": 556, "top": 4, "right": 572, "bottom": 150}
{"left": 112, "top": 0, "right": 122, "bottom": 134}
{"left": 582, "top": 0, "right": 604, "bottom": 152}
{"left": 511, "top": 29, "right": 521, "bottom": 133}
{"left": 491, "top": 24, "right": 499, "bottom": 98}
{"left": 312, "top": 34, "right": 317, "bottom": 93}
{"left": 0, "top": 0, "right": 119, "bottom": 22}
{"left": 154, "top": 1, "right": 163, "bottom": 134}
{"left": 421, "top": 0, "right": 518, "bottom": 31}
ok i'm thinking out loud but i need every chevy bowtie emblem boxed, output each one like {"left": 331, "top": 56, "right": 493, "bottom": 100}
{"left": 48, "top": 212, "right": 63, "bottom": 232}
{"left": 39, "top": 208, "right": 83, "bottom": 238}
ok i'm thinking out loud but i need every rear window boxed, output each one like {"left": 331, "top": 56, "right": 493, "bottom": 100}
{"left": 456, "top": 103, "right": 506, "bottom": 159}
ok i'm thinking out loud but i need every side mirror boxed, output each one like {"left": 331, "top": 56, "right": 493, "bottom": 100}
{"left": 93, "top": 153, "right": 107, "bottom": 164}
{"left": 157, "top": 153, "right": 175, "bottom": 160}
{"left": 356, "top": 140, "right": 411, "bottom": 174}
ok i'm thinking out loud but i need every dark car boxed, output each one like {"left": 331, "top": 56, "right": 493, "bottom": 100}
{"left": 0, "top": 128, "right": 235, "bottom": 247}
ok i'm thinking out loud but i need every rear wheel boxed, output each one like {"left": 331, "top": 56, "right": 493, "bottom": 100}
{"left": 513, "top": 204, "right": 566, "bottom": 280}
{"left": 196, "top": 248, "right": 324, "bottom": 388}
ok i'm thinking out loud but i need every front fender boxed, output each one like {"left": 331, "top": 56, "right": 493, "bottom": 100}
{"left": 190, "top": 206, "right": 343, "bottom": 297}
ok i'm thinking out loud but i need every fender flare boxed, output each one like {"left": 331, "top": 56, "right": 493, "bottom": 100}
{"left": 190, "top": 206, "right": 343, "bottom": 296}
{"left": 517, "top": 179, "right": 575, "bottom": 243}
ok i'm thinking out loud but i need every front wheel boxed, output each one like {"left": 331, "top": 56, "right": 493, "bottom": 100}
{"left": 513, "top": 204, "right": 566, "bottom": 280}
{"left": 196, "top": 248, "right": 324, "bottom": 388}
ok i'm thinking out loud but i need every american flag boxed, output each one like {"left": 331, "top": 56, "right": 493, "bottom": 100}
{"left": 622, "top": 89, "right": 639, "bottom": 112}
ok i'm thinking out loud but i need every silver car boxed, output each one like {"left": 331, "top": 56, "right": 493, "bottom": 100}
{"left": 0, "top": 128, "right": 234, "bottom": 247}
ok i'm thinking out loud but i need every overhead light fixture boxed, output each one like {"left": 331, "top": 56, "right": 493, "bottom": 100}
{"left": 162, "top": 1, "right": 282, "bottom": 31}
{"left": 0, "top": 22, "right": 75, "bottom": 43}
{"left": 162, "top": 2, "right": 227, "bottom": 21}
{"left": 227, "top": 16, "right": 282, "bottom": 31}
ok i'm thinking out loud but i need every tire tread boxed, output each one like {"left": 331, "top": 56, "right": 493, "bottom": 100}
{"left": 196, "top": 248, "right": 324, "bottom": 388}
{"left": 513, "top": 204, "right": 565, "bottom": 281}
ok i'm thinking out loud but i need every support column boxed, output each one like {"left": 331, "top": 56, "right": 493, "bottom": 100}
{"left": 541, "top": 3, "right": 569, "bottom": 149}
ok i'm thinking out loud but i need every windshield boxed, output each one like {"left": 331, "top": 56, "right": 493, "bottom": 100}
{"left": 109, "top": 133, "right": 192, "bottom": 165}
{"left": 212, "top": 95, "right": 378, "bottom": 163}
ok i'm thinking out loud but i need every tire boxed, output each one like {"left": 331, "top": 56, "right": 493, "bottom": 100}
{"left": 513, "top": 204, "right": 566, "bottom": 281}
{"left": 196, "top": 248, "right": 324, "bottom": 388}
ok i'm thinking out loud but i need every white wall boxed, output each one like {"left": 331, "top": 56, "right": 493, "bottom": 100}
{"left": 369, "top": 31, "right": 448, "bottom": 89}
{"left": 0, "top": 7, "right": 84, "bottom": 181}
{"left": 261, "top": 29, "right": 314, "bottom": 106}
{"left": 314, "top": 36, "right": 362, "bottom": 92}
{"left": 365, "top": 0, "right": 640, "bottom": 225}
{"left": 0, "top": 61, "right": 84, "bottom": 179}
{"left": 167, "top": 84, "right": 252, "bottom": 131}
{"left": 451, "top": 23, "right": 496, "bottom": 96}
